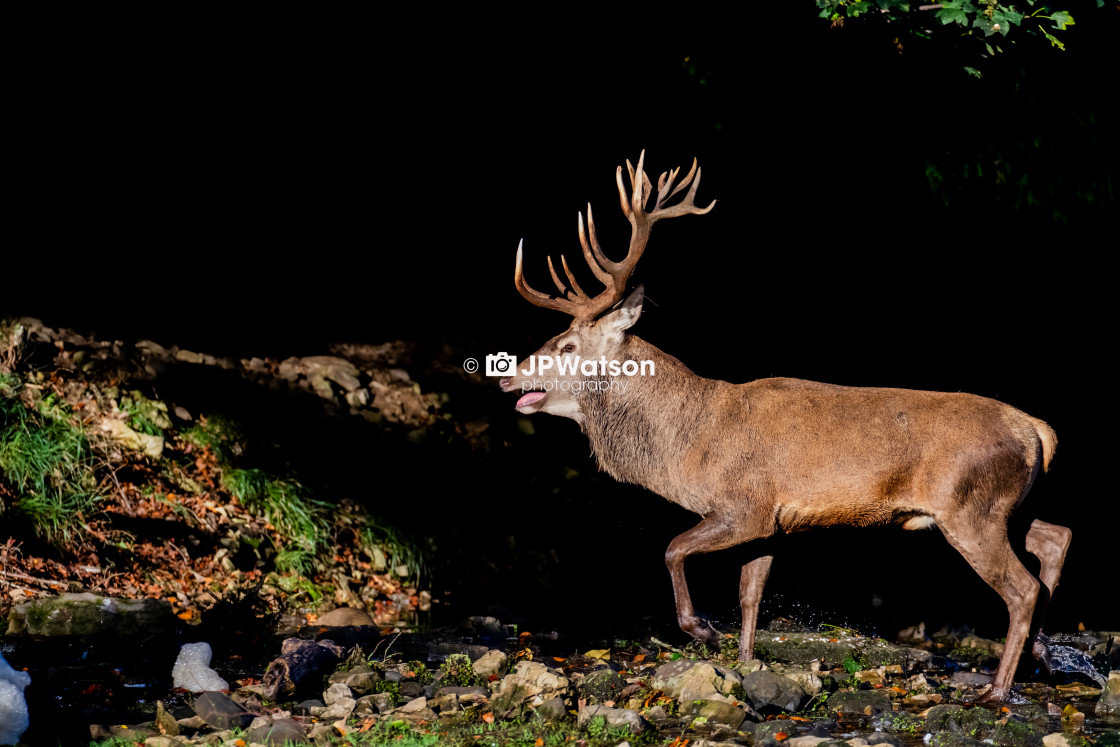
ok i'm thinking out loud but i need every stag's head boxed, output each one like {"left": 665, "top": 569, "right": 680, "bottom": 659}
{"left": 500, "top": 151, "right": 715, "bottom": 421}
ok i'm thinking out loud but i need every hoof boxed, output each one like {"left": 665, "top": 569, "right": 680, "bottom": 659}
{"left": 681, "top": 617, "right": 721, "bottom": 648}
{"left": 975, "top": 686, "right": 1010, "bottom": 704}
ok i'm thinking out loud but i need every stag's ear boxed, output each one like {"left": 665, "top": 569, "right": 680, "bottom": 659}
{"left": 599, "top": 285, "right": 644, "bottom": 343}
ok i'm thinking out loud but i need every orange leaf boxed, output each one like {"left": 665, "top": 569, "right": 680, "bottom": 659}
{"left": 633, "top": 654, "right": 645, "bottom": 662}
{"left": 775, "top": 733, "right": 788, "bottom": 741}
{"left": 830, "top": 638, "right": 839, "bottom": 643}
{"left": 176, "top": 610, "right": 194, "bottom": 620}
{"left": 553, "top": 657, "right": 566, "bottom": 662}
{"left": 482, "top": 712, "right": 494, "bottom": 723}
{"left": 535, "top": 740, "right": 544, "bottom": 747}
{"left": 488, "top": 674, "right": 499, "bottom": 682}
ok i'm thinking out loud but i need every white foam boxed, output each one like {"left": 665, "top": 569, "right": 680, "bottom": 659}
{"left": 0, "top": 653, "right": 30, "bottom": 746}
{"left": 171, "top": 642, "right": 229, "bottom": 692}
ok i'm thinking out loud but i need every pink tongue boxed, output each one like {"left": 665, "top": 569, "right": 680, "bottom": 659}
{"left": 516, "top": 391, "right": 547, "bottom": 408}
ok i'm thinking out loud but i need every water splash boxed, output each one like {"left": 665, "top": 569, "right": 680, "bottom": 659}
{"left": 1047, "top": 644, "right": 1107, "bottom": 687}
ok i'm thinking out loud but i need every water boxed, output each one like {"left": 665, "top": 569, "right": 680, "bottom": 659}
{"left": 1047, "top": 643, "right": 1107, "bottom": 687}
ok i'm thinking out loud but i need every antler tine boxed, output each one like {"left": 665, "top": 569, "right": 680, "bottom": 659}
{"left": 546, "top": 256, "right": 569, "bottom": 297}
{"left": 655, "top": 165, "right": 682, "bottom": 210}
{"left": 515, "top": 240, "right": 578, "bottom": 314}
{"left": 560, "top": 255, "right": 588, "bottom": 299}
{"left": 650, "top": 164, "right": 716, "bottom": 222}
{"left": 578, "top": 206, "right": 614, "bottom": 284}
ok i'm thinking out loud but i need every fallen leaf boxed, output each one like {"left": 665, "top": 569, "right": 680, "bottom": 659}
{"left": 632, "top": 654, "right": 645, "bottom": 662}
{"left": 776, "top": 732, "right": 788, "bottom": 741}
{"left": 482, "top": 712, "right": 494, "bottom": 723}
{"left": 535, "top": 740, "right": 544, "bottom": 747}
{"left": 585, "top": 649, "right": 610, "bottom": 660}
{"left": 553, "top": 657, "right": 566, "bottom": 662}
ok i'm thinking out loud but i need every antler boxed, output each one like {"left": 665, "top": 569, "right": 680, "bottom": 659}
{"left": 515, "top": 150, "right": 716, "bottom": 322}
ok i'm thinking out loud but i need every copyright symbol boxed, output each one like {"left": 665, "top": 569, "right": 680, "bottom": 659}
{"left": 463, "top": 358, "right": 479, "bottom": 373}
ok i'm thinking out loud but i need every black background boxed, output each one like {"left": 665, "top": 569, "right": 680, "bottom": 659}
{"left": 4, "top": 12, "right": 1116, "bottom": 643}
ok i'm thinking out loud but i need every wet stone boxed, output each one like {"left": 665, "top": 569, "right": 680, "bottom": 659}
{"left": 827, "top": 690, "right": 892, "bottom": 716}
{"left": 576, "top": 668, "right": 625, "bottom": 703}
{"left": 682, "top": 699, "right": 748, "bottom": 729}
{"left": 577, "top": 705, "right": 648, "bottom": 734}
{"left": 246, "top": 718, "right": 310, "bottom": 746}
{"left": 867, "top": 732, "right": 904, "bottom": 747}
{"left": 192, "top": 691, "right": 256, "bottom": 730}
{"left": 873, "top": 710, "right": 927, "bottom": 735}
{"left": 949, "top": 671, "right": 994, "bottom": 688}
{"left": 293, "top": 699, "right": 324, "bottom": 715}
{"left": 739, "top": 670, "right": 807, "bottom": 714}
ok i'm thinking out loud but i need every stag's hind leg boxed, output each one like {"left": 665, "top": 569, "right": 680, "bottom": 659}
{"left": 666, "top": 514, "right": 771, "bottom": 649}
{"left": 938, "top": 517, "right": 1040, "bottom": 701}
{"left": 1025, "top": 519, "right": 1072, "bottom": 670}
{"left": 739, "top": 554, "right": 774, "bottom": 660}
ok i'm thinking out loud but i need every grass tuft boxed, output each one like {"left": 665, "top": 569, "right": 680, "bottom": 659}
{"left": 0, "top": 381, "right": 101, "bottom": 545}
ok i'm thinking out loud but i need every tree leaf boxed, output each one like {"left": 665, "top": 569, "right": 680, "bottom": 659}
{"left": 1050, "top": 11, "right": 1074, "bottom": 29}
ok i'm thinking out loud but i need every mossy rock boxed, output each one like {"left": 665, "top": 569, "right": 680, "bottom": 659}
{"left": 931, "top": 733, "right": 985, "bottom": 747}
{"left": 576, "top": 669, "right": 624, "bottom": 704}
{"left": 990, "top": 719, "right": 1043, "bottom": 747}
{"left": 7, "top": 593, "right": 173, "bottom": 637}
{"left": 754, "top": 631, "right": 923, "bottom": 670}
{"left": 873, "top": 710, "right": 927, "bottom": 735}
{"left": 752, "top": 720, "right": 794, "bottom": 747}
{"left": 827, "top": 690, "right": 892, "bottom": 716}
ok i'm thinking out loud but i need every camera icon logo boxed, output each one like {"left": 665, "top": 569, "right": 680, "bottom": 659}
{"left": 485, "top": 352, "right": 517, "bottom": 377}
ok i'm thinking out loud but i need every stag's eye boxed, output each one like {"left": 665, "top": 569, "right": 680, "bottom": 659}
{"left": 561, "top": 343, "right": 576, "bottom": 354}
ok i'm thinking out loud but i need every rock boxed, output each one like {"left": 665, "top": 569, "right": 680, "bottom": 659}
{"left": 872, "top": 711, "right": 926, "bottom": 735}
{"left": 427, "top": 641, "right": 490, "bottom": 662}
{"left": 472, "top": 650, "right": 508, "bottom": 680}
{"left": 534, "top": 696, "right": 568, "bottom": 721}
{"left": 868, "top": 732, "right": 903, "bottom": 747}
{"left": 0, "top": 653, "right": 31, "bottom": 746}
{"left": 172, "top": 642, "right": 229, "bottom": 692}
{"left": 790, "top": 737, "right": 830, "bottom": 747}
{"left": 394, "top": 696, "right": 437, "bottom": 724}
{"left": 990, "top": 719, "right": 1044, "bottom": 747}
{"left": 783, "top": 669, "right": 824, "bottom": 697}
{"left": 398, "top": 696, "right": 429, "bottom": 713}
{"left": 1097, "top": 670, "right": 1120, "bottom": 716}
{"left": 143, "top": 737, "right": 180, "bottom": 747}
{"left": 903, "top": 673, "right": 933, "bottom": 692}
{"left": 490, "top": 661, "right": 569, "bottom": 716}
{"left": 732, "top": 659, "right": 766, "bottom": 676}
{"left": 577, "top": 705, "right": 648, "bottom": 734}
{"left": 246, "top": 718, "right": 309, "bottom": 746}
{"left": 960, "top": 635, "right": 1005, "bottom": 657}
{"left": 293, "top": 699, "right": 324, "bottom": 715}
{"left": 315, "top": 607, "right": 375, "bottom": 627}
{"left": 740, "top": 670, "right": 806, "bottom": 714}
{"left": 99, "top": 417, "right": 165, "bottom": 458}
{"left": 651, "top": 660, "right": 740, "bottom": 703}
{"left": 855, "top": 668, "right": 886, "bottom": 687}
{"left": 682, "top": 699, "right": 748, "bottom": 729}
{"left": 897, "top": 622, "right": 928, "bottom": 644}
{"left": 6, "top": 592, "right": 173, "bottom": 637}
{"left": 931, "top": 735, "right": 985, "bottom": 747}
{"left": 755, "top": 631, "right": 925, "bottom": 669}
{"left": 358, "top": 693, "right": 394, "bottom": 714}
{"left": 577, "top": 669, "right": 625, "bottom": 703}
{"left": 400, "top": 681, "right": 423, "bottom": 699}
{"left": 1042, "top": 734, "right": 1092, "bottom": 747}
{"left": 327, "top": 666, "right": 380, "bottom": 694}
{"left": 949, "top": 671, "right": 994, "bottom": 689}
{"left": 323, "top": 682, "right": 354, "bottom": 706}
{"left": 154, "top": 700, "right": 179, "bottom": 737}
{"left": 90, "top": 724, "right": 158, "bottom": 741}
{"left": 925, "top": 706, "right": 993, "bottom": 738}
{"left": 192, "top": 691, "right": 255, "bottom": 730}
{"left": 827, "top": 690, "right": 892, "bottom": 716}
{"left": 753, "top": 720, "right": 795, "bottom": 747}
{"left": 456, "top": 616, "right": 506, "bottom": 639}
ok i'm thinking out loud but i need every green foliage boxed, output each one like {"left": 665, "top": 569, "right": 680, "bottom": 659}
{"left": 360, "top": 521, "right": 430, "bottom": 583}
{"left": 438, "top": 653, "right": 482, "bottom": 687}
{"left": 222, "top": 468, "right": 330, "bottom": 575}
{"left": 118, "top": 390, "right": 171, "bottom": 437}
{"left": 180, "top": 414, "right": 241, "bottom": 461}
{"left": 0, "top": 385, "right": 101, "bottom": 545}
{"left": 408, "top": 660, "right": 435, "bottom": 685}
{"left": 815, "top": 0, "right": 1083, "bottom": 62}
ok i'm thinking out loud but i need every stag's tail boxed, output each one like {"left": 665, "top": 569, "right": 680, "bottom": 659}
{"left": 1029, "top": 417, "right": 1058, "bottom": 472}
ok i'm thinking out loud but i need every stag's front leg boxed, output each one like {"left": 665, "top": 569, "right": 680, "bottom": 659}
{"left": 666, "top": 514, "right": 766, "bottom": 649}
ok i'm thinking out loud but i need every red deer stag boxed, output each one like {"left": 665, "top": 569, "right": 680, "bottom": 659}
{"left": 500, "top": 151, "right": 1070, "bottom": 701}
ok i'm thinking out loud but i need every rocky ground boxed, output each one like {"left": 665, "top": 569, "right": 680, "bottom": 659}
{"left": 4, "top": 595, "right": 1117, "bottom": 747}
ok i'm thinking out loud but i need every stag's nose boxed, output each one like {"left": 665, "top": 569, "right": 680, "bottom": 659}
{"left": 499, "top": 376, "right": 511, "bottom": 391}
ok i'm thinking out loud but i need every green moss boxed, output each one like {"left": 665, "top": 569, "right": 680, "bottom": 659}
{"left": 439, "top": 654, "right": 482, "bottom": 687}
